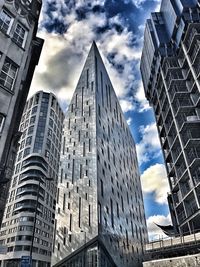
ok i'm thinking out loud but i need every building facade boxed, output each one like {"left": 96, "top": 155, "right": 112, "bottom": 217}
{"left": 0, "top": 0, "right": 43, "bottom": 224}
{"left": 52, "top": 42, "right": 148, "bottom": 267}
{"left": 0, "top": 91, "right": 64, "bottom": 267}
{"left": 141, "top": 0, "right": 200, "bottom": 235}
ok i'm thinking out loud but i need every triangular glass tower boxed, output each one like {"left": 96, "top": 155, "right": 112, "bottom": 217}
{"left": 52, "top": 42, "right": 148, "bottom": 267}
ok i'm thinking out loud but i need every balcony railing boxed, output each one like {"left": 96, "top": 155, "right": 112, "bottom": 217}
{"left": 192, "top": 167, "right": 200, "bottom": 185}
{"left": 169, "top": 86, "right": 188, "bottom": 100}
{"left": 172, "top": 98, "right": 193, "bottom": 115}
{"left": 184, "top": 27, "right": 200, "bottom": 51}
{"left": 176, "top": 113, "right": 200, "bottom": 130}
{"left": 177, "top": 210, "right": 186, "bottom": 224}
{"left": 193, "top": 61, "right": 200, "bottom": 78}
{"left": 176, "top": 163, "right": 186, "bottom": 178}
{"left": 181, "top": 181, "right": 192, "bottom": 196}
{"left": 171, "top": 148, "right": 182, "bottom": 163}
{"left": 182, "top": 129, "right": 200, "bottom": 146}
{"left": 187, "top": 147, "right": 200, "bottom": 165}
{"left": 189, "top": 40, "right": 200, "bottom": 63}
{"left": 162, "top": 57, "right": 180, "bottom": 74}
{"left": 166, "top": 72, "right": 184, "bottom": 88}
{"left": 186, "top": 199, "right": 198, "bottom": 217}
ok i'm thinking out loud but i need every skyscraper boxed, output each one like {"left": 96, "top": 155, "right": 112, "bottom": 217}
{"left": 140, "top": 0, "right": 200, "bottom": 235}
{"left": 0, "top": 0, "right": 44, "bottom": 224}
{"left": 52, "top": 42, "right": 148, "bottom": 267}
{"left": 0, "top": 91, "right": 64, "bottom": 267}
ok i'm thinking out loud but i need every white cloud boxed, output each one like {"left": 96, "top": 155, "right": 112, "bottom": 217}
{"left": 135, "top": 81, "right": 150, "bottom": 112}
{"left": 136, "top": 123, "right": 162, "bottom": 165}
{"left": 30, "top": 31, "right": 82, "bottom": 106}
{"left": 30, "top": 2, "right": 148, "bottom": 113}
{"left": 141, "top": 163, "right": 169, "bottom": 204}
{"left": 119, "top": 98, "right": 135, "bottom": 113}
{"left": 127, "top": 117, "right": 132, "bottom": 125}
{"left": 147, "top": 214, "right": 171, "bottom": 241}
{"left": 129, "top": 0, "right": 161, "bottom": 8}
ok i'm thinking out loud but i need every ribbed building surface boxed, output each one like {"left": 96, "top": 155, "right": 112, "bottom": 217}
{"left": 141, "top": 0, "right": 200, "bottom": 235}
{"left": 52, "top": 42, "right": 148, "bottom": 267}
{"left": 0, "top": 91, "right": 64, "bottom": 267}
{"left": 0, "top": 0, "right": 43, "bottom": 225}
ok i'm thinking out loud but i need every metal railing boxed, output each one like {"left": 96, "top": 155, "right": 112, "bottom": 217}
{"left": 145, "top": 229, "right": 200, "bottom": 252}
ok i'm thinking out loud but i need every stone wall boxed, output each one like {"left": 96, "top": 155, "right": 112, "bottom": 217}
{"left": 143, "top": 254, "right": 200, "bottom": 267}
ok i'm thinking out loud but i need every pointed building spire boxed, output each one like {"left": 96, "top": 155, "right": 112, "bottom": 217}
{"left": 52, "top": 42, "right": 148, "bottom": 267}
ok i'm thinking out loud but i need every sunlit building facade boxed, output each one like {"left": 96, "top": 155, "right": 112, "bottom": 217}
{"left": 52, "top": 42, "right": 148, "bottom": 267}
{"left": 0, "top": 0, "right": 43, "bottom": 225}
{"left": 0, "top": 91, "right": 64, "bottom": 267}
{"left": 141, "top": 0, "right": 200, "bottom": 235}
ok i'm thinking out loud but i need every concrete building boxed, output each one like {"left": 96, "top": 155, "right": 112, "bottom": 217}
{"left": 0, "top": 91, "right": 64, "bottom": 267}
{"left": 140, "top": 0, "right": 200, "bottom": 235}
{"left": 0, "top": 0, "right": 43, "bottom": 224}
{"left": 52, "top": 42, "right": 148, "bottom": 267}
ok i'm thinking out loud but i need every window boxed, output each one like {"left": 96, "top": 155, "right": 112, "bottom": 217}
{"left": 30, "top": 116, "right": 36, "bottom": 124}
{"left": 31, "top": 106, "right": 37, "bottom": 115}
{"left": 0, "top": 114, "right": 5, "bottom": 132}
{"left": 0, "top": 58, "right": 17, "bottom": 91}
{"left": 28, "top": 126, "right": 34, "bottom": 135}
{"left": 0, "top": 9, "right": 13, "bottom": 34}
{"left": 13, "top": 23, "right": 27, "bottom": 47}
{"left": 26, "top": 136, "right": 32, "bottom": 146}
{"left": 23, "top": 147, "right": 30, "bottom": 157}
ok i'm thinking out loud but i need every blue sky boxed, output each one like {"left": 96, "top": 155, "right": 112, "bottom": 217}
{"left": 30, "top": 0, "right": 171, "bottom": 240}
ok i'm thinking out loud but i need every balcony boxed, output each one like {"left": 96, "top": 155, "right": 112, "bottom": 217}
{"left": 172, "top": 96, "right": 193, "bottom": 116}
{"left": 186, "top": 146, "right": 200, "bottom": 166}
{"left": 167, "top": 162, "right": 175, "bottom": 176}
{"left": 193, "top": 58, "right": 200, "bottom": 78}
{"left": 184, "top": 24, "right": 200, "bottom": 52}
{"left": 177, "top": 209, "right": 186, "bottom": 224}
{"left": 13, "top": 199, "right": 43, "bottom": 214}
{"left": 171, "top": 140, "right": 182, "bottom": 163}
{"left": 182, "top": 127, "right": 200, "bottom": 147}
{"left": 14, "top": 200, "right": 36, "bottom": 212}
{"left": 159, "top": 92, "right": 166, "bottom": 108}
{"left": 180, "top": 179, "right": 192, "bottom": 197}
{"left": 186, "top": 79, "right": 195, "bottom": 92}
{"left": 189, "top": 40, "right": 200, "bottom": 64}
{"left": 165, "top": 69, "right": 184, "bottom": 89}
{"left": 169, "top": 175, "right": 178, "bottom": 188}
{"left": 176, "top": 112, "right": 200, "bottom": 130}
{"left": 162, "top": 57, "right": 180, "bottom": 78}
{"left": 192, "top": 166, "right": 200, "bottom": 186}
{"left": 16, "top": 185, "right": 45, "bottom": 200}
{"left": 185, "top": 196, "right": 198, "bottom": 217}
{"left": 168, "top": 81, "right": 188, "bottom": 101}
{"left": 175, "top": 161, "right": 187, "bottom": 180}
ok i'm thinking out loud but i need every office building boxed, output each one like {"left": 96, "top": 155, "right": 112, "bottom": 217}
{"left": 0, "top": 0, "right": 44, "bottom": 224}
{"left": 52, "top": 42, "right": 148, "bottom": 267}
{"left": 141, "top": 0, "right": 200, "bottom": 235}
{"left": 0, "top": 91, "right": 64, "bottom": 267}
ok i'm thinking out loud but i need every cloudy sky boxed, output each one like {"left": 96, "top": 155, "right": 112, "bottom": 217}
{"left": 30, "top": 0, "right": 171, "bottom": 240}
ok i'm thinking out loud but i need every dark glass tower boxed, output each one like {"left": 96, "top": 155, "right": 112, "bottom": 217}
{"left": 141, "top": 0, "right": 200, "bottom": 235}
{"left": 52, "top": 42, "right": 148, "bottom": 267}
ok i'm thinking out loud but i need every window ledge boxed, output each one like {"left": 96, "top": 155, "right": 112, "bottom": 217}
{"left": 11, "top": 38, "right": 25, "bottom": 51}
{"left": 0, "top": 84, "right": 14, "bottom": 95}
{"left": 0, "top": 29, "right": 10, "bottom": 38}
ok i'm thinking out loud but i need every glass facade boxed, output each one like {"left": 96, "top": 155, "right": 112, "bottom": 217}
{"left": 54, "top": 240, "right": 117, "bottom": 267}
{"left": 140, "top": 0, "right": 200, "bottom": 235}
{"left": 52, "top": 42, "right": 148, "bottom": 267}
